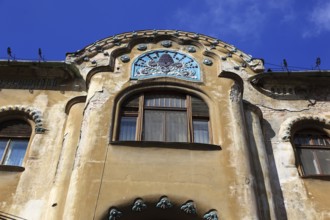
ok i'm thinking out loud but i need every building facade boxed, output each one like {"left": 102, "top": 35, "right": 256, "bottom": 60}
{"left": 0, "top": 30, "right": 329, "bottom": 220}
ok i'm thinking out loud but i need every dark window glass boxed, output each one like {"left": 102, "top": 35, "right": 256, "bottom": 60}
{"left": 0, "top": 119, "right": 31, "bottom": 166}
{"left": 165, "top": 111, "right": 187, "bottom": 142}
{"left": 193, "top": 119, "right": 209, "bottom": 144}
{"left": 3, "top": 139, "right": 29, "bottom": 166}
{"left": 0, "top": 139, "right": 7, "bottom": 161}
{"left": 119, "top": 117, "right": 137, "bottom": 141}
{"left": 143, "top": 110, "right": 165, "bottom": 141}
{"left": 294, "top": 129, "right": 330, "bottom": 176}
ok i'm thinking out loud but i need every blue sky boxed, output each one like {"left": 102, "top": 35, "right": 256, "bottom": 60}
{"left": 1, "top": 0, "right": 330, "bottom": 70}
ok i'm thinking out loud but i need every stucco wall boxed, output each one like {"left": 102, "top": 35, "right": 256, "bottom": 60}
{"left": 0, "top": 30, "right": 329, "bottom": 220}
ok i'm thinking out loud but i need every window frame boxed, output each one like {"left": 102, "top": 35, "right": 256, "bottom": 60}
{"left": 116, "top": 91, "right": 212, "bottom": 144}
{"left": 292, "top": 128, "right": 330, "bottom": 178}
{"left": 0, "top": 117, "right": 33, "bottom": 171}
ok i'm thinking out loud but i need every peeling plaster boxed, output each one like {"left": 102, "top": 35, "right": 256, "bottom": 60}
{"left": 73, "top": 87, "right": 110, "bottom": 169}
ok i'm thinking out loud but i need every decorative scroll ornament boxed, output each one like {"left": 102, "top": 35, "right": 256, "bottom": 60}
{"left": 156, "top": 196, "right": 173, "bottom": 209}
{"left": 203, "top": 210, "right": 219, "bottom": 220}
{"left": 180, "top": 200, "right": 197, "bottom": 214}
{"left": 132, "top": 198, "right": 147, "bottom": 212}
{"left": 108, "top": 208, "right": 122, "bottom": 220}
{"left": 131, "top": 50, "right": 201, "bottom": 81}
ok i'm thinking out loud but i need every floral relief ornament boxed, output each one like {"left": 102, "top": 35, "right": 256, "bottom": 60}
{"left": 156, "top": 196, "right": 173, "bottom": 209}
{"left": 180, "top": 200, "right": 197, "bottom": 214}
{"left": 132, "top": 198, "right": 147, "bottom": 212}
{"left": 108, "top": 208, "right": 122, "bottom": 220}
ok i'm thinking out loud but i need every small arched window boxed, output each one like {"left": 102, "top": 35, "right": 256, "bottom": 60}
{"left": 118, "top": 92, "right": 210, "bottom": 144}
{"left": 0, "top": 119, "right": 31, "bottom": 166}
{"left": 293, "top": 129, "right": 330, "bottom": 177}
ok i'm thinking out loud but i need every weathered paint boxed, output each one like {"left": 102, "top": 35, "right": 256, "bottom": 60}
{"left": 0, "top": 30, "right": 329, "bottom": 220}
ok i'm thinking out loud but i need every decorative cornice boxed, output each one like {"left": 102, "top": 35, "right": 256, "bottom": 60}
{"left": 0, "top": 105, "right": 46, "bottom": 133}
{"left": 66, "top": 30, "right": 264, "bottom": 74}
{"left": 279, "top": 114, "right": 330, "bottom": 141}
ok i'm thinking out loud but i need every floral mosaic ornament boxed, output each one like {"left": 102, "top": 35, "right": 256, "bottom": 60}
{"left": 131, "top": 50, "right": 201, "bottom": 81}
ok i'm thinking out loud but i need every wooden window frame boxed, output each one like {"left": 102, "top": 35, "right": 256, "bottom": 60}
{"left": 117, "top": 92, "right": 211, "bottom": 144}
{"left": 293, "top": 129, "right": 330, "bottom": 177}
{"left": 0, "top": 118, "right": 32, "bottom": 171}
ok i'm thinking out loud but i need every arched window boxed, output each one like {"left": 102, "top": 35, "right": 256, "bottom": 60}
{"left": 0, "top": 119, "right": 31, "bottom": 166}
{"left": 118, "top": 91, "right": 210, "bottom": 144}
{"left": 293, "top": 129, "right": 330, "bottom": 176}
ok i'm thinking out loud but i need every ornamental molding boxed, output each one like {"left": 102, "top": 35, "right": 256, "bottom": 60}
{"left": 156, "top": 196, "right": 173, "bottom": 209}
{"left": 66, "top": 30, "right": 264, "bottom": 74}
{"left": 108, "top": 208, "right": 123, "bottom": 220}
{"left": 132, "top": 198, "right": 147, "bottom": 212}
{"left": 131, "top": 50, "right": 201, "bottom": 81}
{"left": 203, "top": 210, "right": 219, "bottom": 220}
{"left": 279, "top": 114, "right": 330, "bottom": 141}
{"left": 180, "top": 200, "right": 197, "bottom": 214}
{"left": 107, "top": 196, "right": 219, "bottom": 219}
{"left": 0, "top": 105, "right": 46, "bottom": 133}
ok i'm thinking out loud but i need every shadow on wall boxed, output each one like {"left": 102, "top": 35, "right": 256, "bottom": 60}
{"left": 262, "top": 119, "right": 288, "bottom": 220}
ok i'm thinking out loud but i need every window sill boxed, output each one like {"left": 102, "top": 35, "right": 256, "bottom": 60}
{"left": 0, "top": 165, "right": 25, "bottom": 172}
{"left": 301, "top": 174, "right": 330, "bottom": 181}
{"left": 110, "top": 141, "right": 221, "bottom": 151}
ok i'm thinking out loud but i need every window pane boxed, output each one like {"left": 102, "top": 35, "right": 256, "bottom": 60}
{"left": 4, "top": 139, "right": 29, "bottom": 166}
{"left": 193, "top": 119, "right": 209, "bottom": 144}
{"left": 145, "top": 94, "right": 186, "bottom": 108}
{"left": 326, "top": 137, "right": 330, "bottom": 145}
{"left": 119, "top": 117, "right": 137, "bottom": 141}
{"left": 143, "top": 110, "right": 165, "bottom": 141}
{"left": 315, "top": 150, "right": 330, "bottom": 175}
{"left": 192, "top": 96, "right": 208, "bottom": 117}
{"left": 166, "top": 111, "right": 187, "bottom": 142}
{"left": 123, "top": 95, "right": 139, "bottom": 108}
{"left": 0, "top": 139, "right": 8, "bottom": 161}
{"left": 298, "top": 149, "right": 319, "bottom": 176}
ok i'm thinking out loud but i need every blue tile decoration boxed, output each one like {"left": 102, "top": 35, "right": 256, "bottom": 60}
{"left": 131, "top": 50, "right": 201, "bottom": 81}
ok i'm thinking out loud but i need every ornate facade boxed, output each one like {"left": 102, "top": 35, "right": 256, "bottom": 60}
{"left": 0, "top": 30, "right": 329, "bottom": 220}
